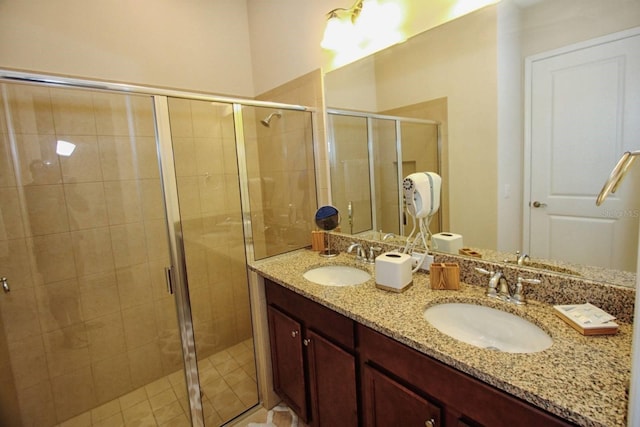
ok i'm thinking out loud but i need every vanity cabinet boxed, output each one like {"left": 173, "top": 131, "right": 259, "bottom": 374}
{"left": 358, "top": 325, "right": 576, "bottom": 427}
{"left": 265, "top": 279, "right": 358, "bottom": 426}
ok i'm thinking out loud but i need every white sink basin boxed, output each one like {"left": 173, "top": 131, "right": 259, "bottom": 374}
{"left": 423, "top": 303, "right": 552, "bottom": 353}
{"left": 303, "top": 265, "right": 371, "bottom": 286}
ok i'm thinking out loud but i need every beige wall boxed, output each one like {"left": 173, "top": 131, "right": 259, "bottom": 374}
{"left": 0, "top": 0, "right": 255, "bottom": 96}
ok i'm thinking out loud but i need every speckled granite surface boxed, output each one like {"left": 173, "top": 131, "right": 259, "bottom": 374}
{"left": 249, "top": 248, "right": 633, "bottom": 427}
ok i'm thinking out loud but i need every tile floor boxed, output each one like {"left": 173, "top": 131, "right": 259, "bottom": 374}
{"left": 56, "top": 339, "right": 258, "bottom": 427}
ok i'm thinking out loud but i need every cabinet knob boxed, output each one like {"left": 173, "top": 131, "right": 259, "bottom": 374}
{"left": 291, "top": 330, "right": 299, "bottom": 338}
{"left": 425, "top": 419, "right": 435, "bottom": 427}
{"left": 303, "top": 338, "right": 311, "bottom": 346}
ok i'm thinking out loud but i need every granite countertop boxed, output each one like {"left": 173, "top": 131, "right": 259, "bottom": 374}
{"left": 249, "top": 249, "right": 633, "bottom": 427}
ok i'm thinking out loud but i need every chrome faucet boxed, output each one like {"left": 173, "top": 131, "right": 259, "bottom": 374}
{"left": 382, "top": 232, "right": 396, "bottom": 241}
{"left": 516, "top": 251, "right": 530, "bottom": 266}
{"left": 347, "top": 242, "right": 365, "bottom": 261}
{"left": 475, "top": 267, "right": 540, "bottom": 305}
{"left": 347, "top": 242, "right": 381, "bottom": 264}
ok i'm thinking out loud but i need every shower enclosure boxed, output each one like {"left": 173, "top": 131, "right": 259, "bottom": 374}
{"left": 327, "top": 109, "right": 440, "bottom": 237}
{"left": 0, "top": 73, "right": 317, "bottom": 426}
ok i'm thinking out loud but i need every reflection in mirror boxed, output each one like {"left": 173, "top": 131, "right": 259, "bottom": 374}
{"left": 327, "top": 110, "right": 442, "bottom": 238}
{"left": 323, "top": 0, "right": 640, "bottom": 287}
{"left": 315, "top": 205, "right": 341, "bottom": 257}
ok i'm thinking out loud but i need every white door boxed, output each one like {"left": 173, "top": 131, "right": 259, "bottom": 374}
{"left": 526, "top": 29, "right": 640, "bottom": 271}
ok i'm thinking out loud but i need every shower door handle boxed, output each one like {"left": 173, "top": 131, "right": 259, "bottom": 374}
{"left": 164, "top": 267, "right": 174, "bottom": 295}
{"left": 1, "top": 277, "right": 9, "bottom": 293}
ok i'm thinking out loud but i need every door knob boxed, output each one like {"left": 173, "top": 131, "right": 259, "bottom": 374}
{"left": 1, "top": 277, "right": 9, "bottom": 293}
{"left": 291, "top": 330, "right": 299, "bottom": 338}
{"left": 425, "top": 419, "right": 435, "bottom": 427}
{"left": 531, "top": 201, "right": 547, "bottom": 208}
{"left": 303, "top": 338, "right": 311, "bottom": 346}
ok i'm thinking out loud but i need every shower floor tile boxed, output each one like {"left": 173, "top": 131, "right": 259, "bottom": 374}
{"left": 56, "top": 339, "right": 257, "bottom": 427}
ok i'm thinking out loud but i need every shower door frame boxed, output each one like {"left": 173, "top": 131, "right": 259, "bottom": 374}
{"left": 0, "top": 68, "right": 312, "bottom": 426}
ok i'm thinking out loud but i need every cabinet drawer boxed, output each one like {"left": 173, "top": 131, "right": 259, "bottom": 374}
{"left": 265, "top": 279, "right": 355, "bottom": 350}
{"left": 362, "top": 363, "right": 441, "bottom": 427}
{"left": 358, "top": 324, "right": 576, "bottom": 427}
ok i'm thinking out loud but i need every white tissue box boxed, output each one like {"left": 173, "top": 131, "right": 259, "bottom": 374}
{"left": 375, "top": 252, "right": 413, "bottom": 293}
{"left": 432, "top": 232, "right": 463, "bottom": 254}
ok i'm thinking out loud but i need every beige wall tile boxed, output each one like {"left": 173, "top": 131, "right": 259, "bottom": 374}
{"left": 194, "top": 137, "right": 224, "bottom": 176}
{"left": 0, "top": 239, "right": 34, "bottom": 290}
{"left": 98, "top": 136, "right": 137, "bottom": 181}
{"left": 9, "top": 335, "right": 49, "bottom": 390}
{"left": 92, "top": 353, "right": 133, "bottom": 404}
{"left": 104, "top": 180, "right": 143, "bottom": 225}
{"left": 191, "top": 100, "right": 223, "bottom": 138}
{"left": 65, "top": 182, "right": 109, "bottom": 231}
{"left": 0, "top": 288, "right": 41, "bottom": 343}
{"left": 79, "top": 272, "right": 119, "bottom": 321}
{"left": 6, "top": 84, "right": 55, "bottom": 136}
{"left": 60, "top": 135, "right": 103, "bottom": 183}
{"left": 23, "top": 184, "right": 70, "bottom": 236}
{"left": 116, "top": 263, "right": 152, "bottom": 309}
{"left": 140, "top": 179, "right": 165, "bottom": 221}
{"left": 16, "top": 379, "right": 57, "bottom": 427}
{"left": 135, "top": 137, "right": 161, "bottom": 180}
{"left": 110, "top": 222, "right": 147, "bottom": 268}
{"left": 128, "top": 342, "right": 163, "bottom": 388}
{"left": 167, "top": 98, "right": 194, "bottom": 138}
{"left": 14, "top": 134, "right": 61, "bottom": 185}
{"left": 50, "top": 365, "right": 97, "bottom": 422}
{"left": 0, "top": 187, "right": 25, "bottom": 240}
{"left": 0, "top": 133, "right": 17, "bottom": 188}
{"left": 35, "top": 278, "right": 83, "bottom": 333}
{"left": 27, "top": 233, "right": 75, "bottom": 283}
{"left": 86, "top": 312, "right": 126, "bottom": 362}
{"left": 176, "top": 176, "right": 202, "bottom": 219}
{"left": 143, "top": 219, "right": 170, "bottom": 263}
{"left": 93, "top": 93, "right": 155, "bottom": 137}
{"left": 122, "top": 303, "right": 157, "bottom": 350}
{"left": 71, "top": 227, "right": 115, "bottom": 276}
{"left": 50, "top": 89, "right": 97, "bottom": 136}
{"left": 43, "top": 323, "right": 90, "bottom": 378}
{"left": 171, "top": 137, "right": 197, "bottom": 177}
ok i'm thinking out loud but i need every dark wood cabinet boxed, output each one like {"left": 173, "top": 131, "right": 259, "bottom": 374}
{"left": 307, "top": 329, "right": 358, "bottom": 426}
{"left": 362, "top": 363, "right": 441, "bottom": 427}
{"left": 265, "top": 279, "right": 357, "bottom": 426}
{"left": 264, "top": 277, "right": 576, "bottom": 427}
{"left": 358, "top": 324, "right": 576, "bottom": 427}
{"left": 266, "top": 306, "right": 307, "bottom": 420}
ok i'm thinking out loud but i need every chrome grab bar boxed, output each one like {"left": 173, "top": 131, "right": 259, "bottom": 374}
{"left": 596, "top": 150, "right": 640, "bottom": 206}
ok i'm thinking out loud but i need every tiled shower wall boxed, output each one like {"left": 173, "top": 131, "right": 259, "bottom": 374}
{"left": 0, "top": 84, "right": 183, "bottom": 425}
{"left": 166, "top": 98, "right": 253, "bottom": 357}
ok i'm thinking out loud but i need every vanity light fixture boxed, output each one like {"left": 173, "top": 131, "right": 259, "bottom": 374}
{"left": 321, "top": 0, "right": 364, "bottom": 50}
{"left": 321, "top": 0, "right": 404, "bottom": 59}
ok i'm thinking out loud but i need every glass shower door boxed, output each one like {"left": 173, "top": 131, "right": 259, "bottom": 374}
{"left": 0, "top": 82, "right": 190, "bottom": 426}
{"left": 166, "top": 97, "right": 258, "bottom": 425}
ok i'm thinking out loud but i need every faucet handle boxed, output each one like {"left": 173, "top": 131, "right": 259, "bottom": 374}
{"left": 512, "top": 276, "right": 541, "bottom": 305}
{"left": 367, "top": 246, "right": 382, "bottom": 263}
{"left": 474, "top": 267, "right": 492, "bottom": 276}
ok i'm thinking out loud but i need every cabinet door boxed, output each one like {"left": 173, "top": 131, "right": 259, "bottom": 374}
{"left": 306, "top": 330, "right": 358, "bottom": 427}
{"left": 362, "top": 364, "right": 441, "bottom": 427}
{"left": 267, "top": 306, "right": 308, "bottom": 422}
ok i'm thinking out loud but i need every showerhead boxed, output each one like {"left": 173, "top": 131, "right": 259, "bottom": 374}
{"left": 261, "top": 111, "right": 282, "bottom": 127}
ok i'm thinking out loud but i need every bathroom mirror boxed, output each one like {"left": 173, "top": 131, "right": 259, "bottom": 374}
{"left": 315, "top": 205, "right": 341, "bottom": 257}
{"left": 323, "top": 0, "right": 640, "bottom": 287}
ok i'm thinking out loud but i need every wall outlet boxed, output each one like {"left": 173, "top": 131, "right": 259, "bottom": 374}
{"left": 411, "top": 252, "right": 434, "bottom": 272}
